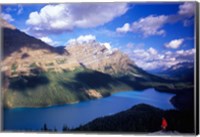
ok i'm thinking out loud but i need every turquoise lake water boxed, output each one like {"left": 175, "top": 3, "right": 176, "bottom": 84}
{"left": 4, "top": 88, "right": 175, "bottom": 131}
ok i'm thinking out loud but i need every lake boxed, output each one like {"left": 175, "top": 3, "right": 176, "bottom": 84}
{"left": 3, "top": 88, "right": 175, "bottom": 131}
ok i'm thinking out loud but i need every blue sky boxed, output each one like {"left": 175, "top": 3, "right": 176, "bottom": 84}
{"left": 1, "top": 2, "right": 196, "bottom": 71}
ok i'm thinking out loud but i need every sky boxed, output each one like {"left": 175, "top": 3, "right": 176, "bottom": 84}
{"left": 0, "top": 2, "right": 196, "bottom": 72}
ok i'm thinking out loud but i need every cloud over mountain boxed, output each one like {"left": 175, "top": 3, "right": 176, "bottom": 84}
{"left": 40, "top": 36, "right": 60, "bottom": 47}
{"left": 26, "top": 3, "right": 128, "bottom": 35}
{"left": 125, "top": 45, "right": 194, "bottom": 71}
{"left": 0, "top": 12, "right": 14, "bottom": 22}
{"left": 67, "top": 34, "right": 96, "bottom": 45}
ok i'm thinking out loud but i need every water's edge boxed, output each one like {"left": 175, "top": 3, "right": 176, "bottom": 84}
{"left": 4, "top": 88, "right": 176, "bottom": 131}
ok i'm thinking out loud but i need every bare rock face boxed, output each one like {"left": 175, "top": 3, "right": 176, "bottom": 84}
{"left": 1, "top": 18, "right": 142, "bottom": 79}
{"left": 65, "top": 42, "right": 136, "bottom": 76}
{"left": 1, "top": 18, "right": 69, "bottom": 77}
{"left": 85, "top": 89, "right": 103, "bottom": 99}
{"left": 0, "top": 18, "right": 16, "bottom": 30}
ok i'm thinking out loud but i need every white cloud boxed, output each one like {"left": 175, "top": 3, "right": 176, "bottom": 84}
{"left": 178, "top": 2, "right": 195, "bottom": 17}
{"left": 148, "top": 47, "right": 157, "bottom": 55}
{"left": 116, "top": 2, "right": 196, "bottom": 37}
{"left": 5, "top": 7, "right": 13, "bottom": 12}
{"left": 17, "top": 5, "right": 23, "bottom": 15}
{"left": 165, "top": 38, "right": 184, "bottom": 49}
{"left": 125, "top": 46, "right": 194, "bottom": 71}
{"left": 116, "top": 15, "right": 168, "bottom": 37}
{"left": 26, "top": 3, "right": 128, "bottom": 35}
{"left": 40, "top": 36, "right": 60, "bottom": 47}
{"left": 67, "top": 34, "right": 96, "bottom": 45}
{"left": 116, "top": 23, "right": 130, "bottom": 33}
{"left": 131, "top": 15, "right": 168, "bottom": 37}
{"left": 100, "top": 42, "right": 112, "bottom": 50}
{"left": 5, "top": 6, "right": 17, "bottom": 13}
{"left": 175, "top": 48, "right": 195, "bottom": 60}
{"left": 0, "top": 12, "right": 14, "bottom": 22}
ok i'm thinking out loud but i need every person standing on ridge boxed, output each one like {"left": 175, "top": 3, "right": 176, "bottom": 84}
{"left": 161, "top": 117, "right": 168, "bottom": 131}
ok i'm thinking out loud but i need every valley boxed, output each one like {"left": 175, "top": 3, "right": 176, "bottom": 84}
{"left": 0, "top": 2, "right": 197, "bottom": 134}
{"left": 0, "top": 18, "right": 194, "bottom": 109}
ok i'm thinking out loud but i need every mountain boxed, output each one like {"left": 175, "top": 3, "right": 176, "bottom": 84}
{"left": 159, "top": 62, "right": 194, "bottom": 82}
{"left": 1, "top": 18, "right": 193, "bottom": 108}
{"left": 0, "top": 18, "right": 16, "bottom": 30}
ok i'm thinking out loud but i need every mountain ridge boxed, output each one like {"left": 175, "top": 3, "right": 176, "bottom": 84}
{"left": 1, "top": 18, "right": 193, "bottom": 109}
{"left": 159, "top": 62, "right": 194, "bottom": 82}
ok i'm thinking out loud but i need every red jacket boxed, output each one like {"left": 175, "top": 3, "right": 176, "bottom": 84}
{"left": 161, "top": 118, "right": 168, "bottom": 129}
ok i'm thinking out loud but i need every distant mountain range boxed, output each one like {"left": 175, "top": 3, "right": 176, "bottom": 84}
{"left": 159, "top": 62, "right": 194, "bottom": 82}
{"left": 0, "top": 18, "right": 194, "bottom": 109}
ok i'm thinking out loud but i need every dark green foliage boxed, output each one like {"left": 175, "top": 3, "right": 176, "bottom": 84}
{"left": 11, "top": 63, "right": 18, "bottom": 71}
{"left": 75, "top": 70, "right": 120, "bottom": 89}
{"left": 41, "top": 123, "right": 50, "bottom": 131}
{"left": 4, "top": 66, "right": 194, "bottom": 108}
{"left": 4, "top": 68, "right": 127, "bottom": 108}
{"left": 75, "top": 104, "right": 163, "bottom": 132}
{"left": 41, "top": 123, "right": 57, "bottom": 132}
{"left": 63, "top": 125, "right": 70, "bottom": 132}
{"left": 117, "top": 75, "right": 150, "bottom": 90}
{"left": 170, "top": 88, "right": 194, "bottom": 111}
{"left": 30, "top": 67, "right": 43, "bottom": 75}
{"left": 164, "top": 109, "right": 194, "bottom": 133}
{"left": 29, "top": 62, "right": 37, "bottom": 68}
{"left": 9, "top": 74, "right": 50, "bottom": 91}
{"left": 74, "top": 104, "right": 194, "bottom": 133}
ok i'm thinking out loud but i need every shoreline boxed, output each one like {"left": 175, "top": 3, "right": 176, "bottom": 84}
{"left": 4, "top": 88, "right": 177, "bottom": 110}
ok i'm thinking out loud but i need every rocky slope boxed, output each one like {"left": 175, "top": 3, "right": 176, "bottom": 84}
{"left": 0, "top": 18, "right": 143, "bottom": 107}
{"left": 1, "top": 30, "right": 142, "bottom": 79}
{"left": 1, "top": 18, "right": 193, "bottom": 108}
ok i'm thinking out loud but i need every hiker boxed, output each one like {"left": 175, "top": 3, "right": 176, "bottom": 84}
{"left": 161, "top": 117, "right": 168, "bottom": 130}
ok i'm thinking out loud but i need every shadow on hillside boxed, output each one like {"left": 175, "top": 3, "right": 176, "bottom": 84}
{"left": 59, "top": 81, "right": 92, "bottom": 101}
{"left": 74, "top": 71, "right": 119, "bottom": 89}
{"left": 9, "top": 74, "right": 50, "bottom": 91}
{"left": 59, "top": 81, "right": 85, "bottom": 92}
{"left": 128, "top": 63, "right": 174, "bottom": 83}
{"left": 117, "top": 75, "right": 150, "bottom": 91}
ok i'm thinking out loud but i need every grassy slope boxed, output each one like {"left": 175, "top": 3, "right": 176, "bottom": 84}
{"left": 3, "top": 66, "right": 194, "bottom": 109}
{"left": 3, "top": 67, "right": 131, "bottom": 108}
